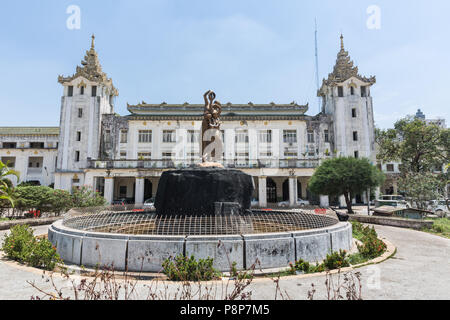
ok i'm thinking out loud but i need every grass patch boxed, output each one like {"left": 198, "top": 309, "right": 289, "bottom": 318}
{"left": 423, "top": 218, "right": 450, "bottom": 239}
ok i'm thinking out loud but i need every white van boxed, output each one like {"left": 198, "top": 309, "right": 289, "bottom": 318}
{"left": 375, "top": 195, "right": 410, "bottom": 209}
{"left": 427, "top": 200, "right": 449, "bottom": 218}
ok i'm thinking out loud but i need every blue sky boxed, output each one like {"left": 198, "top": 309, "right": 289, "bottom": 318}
{"left": 0, "top": 0, "right": 449, "bottom": 129}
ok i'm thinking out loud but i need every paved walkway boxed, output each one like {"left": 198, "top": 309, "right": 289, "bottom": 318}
{"left": 0, "top": 224, "right": 449, "bottom": 300}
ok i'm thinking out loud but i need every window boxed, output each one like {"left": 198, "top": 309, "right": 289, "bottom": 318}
{"left": 163, "top": 130, "right": 175, "bottom": 143}
{"left": 72, "top": 178, "right": 80, "bottom": 184}
{"left": 386, "top": 164, "right": 395, "bottom": 172}
{"left": 91, "top": 86, "right": 97, "bottom": 97}
{"left": 324, "top": 130, "right": 329, "bottom": 143}
{"left": 259, "top": 151, "right": 272, "bottom": 158}
{"left": 75, "top": 151, "right": 80, "bottom": 162}
{"left": 354, "top": 151, "right": 359, "bottom": 158}
{"left": 68, "top": 86, "right": 73, "bottom": 97}
{"left": 162, "top": 152, "right": 175, "bottom": 167}
{"left": 119, "top": 186, "right": 127, "bottom": 197}
{"left": 120, "top": 152, "right": 127, "bottom": 159}
{"left": 76, "top": 131, "right": 81, "bottom": 142}
{"left": 187, "top": 152, "right": 199, "bottom": 159}
{"left": 361, "top": 86, "right": 367, "bottom": 97}
{"left": 2, "top": 142, "right": 17, "bottom": 149}
{"left": 188, "top": 130, "right": 200, "bottom": 143}
{"left": 283, "top": 130, "right": 297, "bottom": 143}
{"left": 138, "top": 130, "right": 152, "bottom": 143}
{"left": 120, "top": 130, "right": 128, "bottom": 143}
{"left": 258, "top": 130, "right": 272, "bottom": 143}
{"left": 350, "top": 86, "right": 355, "bottom": 95}
{"left": 235, "top": 130, "right": 249, "bottom": 143}
{"left": 338, "top": 86, "right": 344, "bottom": 97}
{"left": 78, "top": 108, "right": 83, "bottom": 118}
{"left": 306, "top": 145, "right": 315, "bottom": 156}
{"left": 30, "top": 142, "right": 45, "bottom": 148}
{"left": 352, "top": 108, "right": 357, "bottom": 118}
{"left": 80, "top": 86, "right": 84, "bottom": 95}
{"left": 353, "top": 131, "right": 358, "bottom": 141}
{"left": 104, "top": 130, "right": 112, "bottom": 147}
{"left": 137, "top": 152, "right": 151, "bottom": 160}
{"left": 307, "top": 130, "right": 314, "bottom": 143}
{"left": 1, "top": 157, "right": 15, "bottom": 168}
{"left": 235, "top": 152, "right": 249, "bottom": 165}
{"left": 162, "top": 152, "right": 174, "bottom": 158}
{"left": 284, "top": 152, "right": 298, "bottom": 158}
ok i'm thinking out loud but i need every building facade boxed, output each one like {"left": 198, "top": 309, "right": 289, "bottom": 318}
{"left": 0, "top": 35, "right": 377, "bottom": 207}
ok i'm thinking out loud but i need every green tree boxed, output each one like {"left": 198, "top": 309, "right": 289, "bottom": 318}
{"left": 376, "top": 117, "right": 449, "bottom": 173}
{"left": 376, "top": 117, "right": 449, "bottom": 206}
{"left": 0, "top": 160, "right": 19, "bottom": 207}
{"left": 398, "top": 172, "right": 446, "bottom": 209}
{"left": 308, "top": 157, "right": 385, "bottom": 213}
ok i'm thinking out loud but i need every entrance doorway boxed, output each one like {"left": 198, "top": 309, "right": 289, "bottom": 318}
{"left": 266, "top": 178, "right": 277, "bottom": 203}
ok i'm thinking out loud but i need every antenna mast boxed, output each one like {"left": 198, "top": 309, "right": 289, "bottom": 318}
{"left": 314, "top": 19, "right": 321, "bottom": 113}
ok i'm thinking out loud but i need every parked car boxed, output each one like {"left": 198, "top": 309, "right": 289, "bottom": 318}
{"left": 427, "top": 200, "right": 449, "bottom": 218}
{"left": 112, "top": 198, "right": 127, "bottom": 206}
{"left": 277, "top": 198, "right": 310, "bottom": 208}
{"left": 375, "top": 195, "right": 410, "bottom": 209}
{"left": 143, "top": 198, "right": 155, "bottom": 210}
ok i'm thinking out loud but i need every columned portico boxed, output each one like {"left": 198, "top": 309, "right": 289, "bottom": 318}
{"left": 258, "top": 176, "right": 267, "bottom": 208}
{"left": 289, "top": 177, "right": 297, "bottom": 207}
{"left": 320, "top": 195, "right": 329, "bottom": 207}
{"left": 135, "top": 177, "right": 145, "bottom": 205}
{"left": 104, "top": 177, "right": 114, "bottom": 204}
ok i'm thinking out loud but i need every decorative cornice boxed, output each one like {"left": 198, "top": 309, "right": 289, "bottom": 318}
{"left": 127, "top": 101, "right": 309, "bottom": 117}
{"left": 122, "top": 114, "right": 312, "bottom": 121}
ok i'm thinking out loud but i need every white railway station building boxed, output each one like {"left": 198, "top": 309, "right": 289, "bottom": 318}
{"left": 0, "top": 35, "right": 377, "bottom": 208}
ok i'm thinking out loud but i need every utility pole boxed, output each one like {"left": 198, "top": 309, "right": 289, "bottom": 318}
{"left": 315, "top": 19, "right": 321, "bottom": 114}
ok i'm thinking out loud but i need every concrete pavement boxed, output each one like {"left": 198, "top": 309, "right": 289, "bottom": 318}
{"left": 0, "top": 224, "right": 449, "bottom": 300}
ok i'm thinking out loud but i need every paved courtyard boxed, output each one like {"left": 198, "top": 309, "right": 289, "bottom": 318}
{"left": 0, "top": 223, "right": 449, "bottom": 300}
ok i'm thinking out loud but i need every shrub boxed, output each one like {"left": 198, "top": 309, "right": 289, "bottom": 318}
{"left": 289, "top": 250, "right": 349, "bottom": 274}
{"left": 1, "top": 224, "right": 61, "bottom": 270}
{"left": 352, "top": 222, "right": 386, "bottom": 259}
{"left": 162, "top": 255, "right": 221, "bottom": 281}
{"left": 2, "top": 224, "right": 35, "bottom": 261}
{"left": 26, "top": 237, "right": 61, "bottom": 270}
{"left": 322, "top": 250, "right": 350, "bottom": 270}
{"left": 71, "top": 186, "right": 107, "bottom": 208}
{"left": 357, "top": 234, "right": 386, "bottom": 259}
{"left": 14, "top": 186, "right": 73, "bottom": 215}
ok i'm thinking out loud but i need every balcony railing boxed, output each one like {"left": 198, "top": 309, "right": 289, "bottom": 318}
{"left": 87, "top": 158, "right": 320, "bottom": 170}
{"left": 27, "top": 168, "right": 43, "bottom": 175}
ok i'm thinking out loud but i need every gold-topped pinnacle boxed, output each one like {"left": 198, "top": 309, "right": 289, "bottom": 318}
{"left": 91, "top": 34, "right": 95, "bottom": 49}
{"left": 340, "top": 34, "right": 344, "bottom": 50}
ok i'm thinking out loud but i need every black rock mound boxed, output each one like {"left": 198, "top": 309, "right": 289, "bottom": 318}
{"left": 154, "top": 168, "right": 254, "bottom": 216}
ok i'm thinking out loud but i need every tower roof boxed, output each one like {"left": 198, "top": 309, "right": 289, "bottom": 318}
{"left": 320, "top": 35, "right": 376, "bottom": 90}
{"left": 58, "top": 35, "right": 118, "bottom": 96}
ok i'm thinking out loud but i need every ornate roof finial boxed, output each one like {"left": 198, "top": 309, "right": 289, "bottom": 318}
{"left": 91, "top": 34, "right": 95, "bottom": 49}
{"left": 340, "top": 34, "right": 344, "bottom": 50}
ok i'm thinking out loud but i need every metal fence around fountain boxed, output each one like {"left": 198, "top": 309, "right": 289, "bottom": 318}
{"left": 61, "top": 206, "right": 340, "bottom": 236}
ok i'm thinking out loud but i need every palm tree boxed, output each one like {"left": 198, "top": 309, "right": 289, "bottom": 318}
{"left": 0, "top": 160, "right": 19, "bottom": 207}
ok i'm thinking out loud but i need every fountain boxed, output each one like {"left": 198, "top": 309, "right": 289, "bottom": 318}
{"left": 48, "top": 90, "right": 352, "bottom": 272}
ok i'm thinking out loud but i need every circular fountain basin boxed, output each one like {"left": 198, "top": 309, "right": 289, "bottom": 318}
{"left": 48, "top": 208, "right": 352, "bottom": 272}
